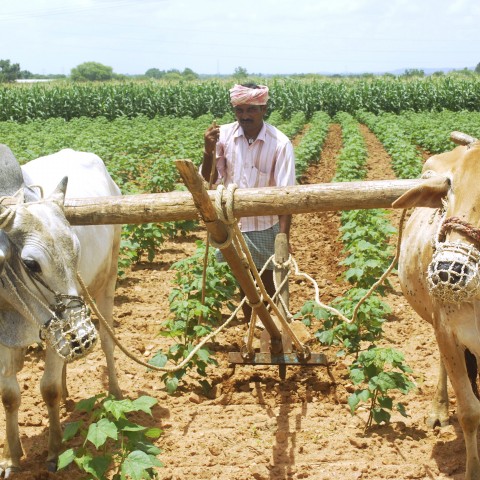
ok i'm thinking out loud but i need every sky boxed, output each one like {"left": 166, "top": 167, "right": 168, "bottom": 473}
{"left": 1, "top": 0, "right": 479, "bottom": 76}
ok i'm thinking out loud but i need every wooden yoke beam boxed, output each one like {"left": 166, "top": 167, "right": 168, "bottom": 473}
{"left": 53, "top": 177, "right": 426, "bottom": 226}
{"left": 175, "top": 159, "right": 283, "bottom": 353}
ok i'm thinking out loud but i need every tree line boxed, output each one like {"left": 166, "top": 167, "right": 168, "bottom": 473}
{"left": 2, "top": 58, "right": 480, "bottom": 83}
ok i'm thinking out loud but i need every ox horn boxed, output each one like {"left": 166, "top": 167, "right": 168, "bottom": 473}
{"left": 450, "top": 131, "right": 478, "bottom": 146}
{"left": 0, "top": 205, "right": 15, "bottom": 231}
{"left": 48, "top": 177, "right": 68, "bottom": 209}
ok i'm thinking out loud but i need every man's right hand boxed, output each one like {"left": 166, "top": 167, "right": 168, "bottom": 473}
{"left": 204, "top": 124, "right": 220, "bottom": 153}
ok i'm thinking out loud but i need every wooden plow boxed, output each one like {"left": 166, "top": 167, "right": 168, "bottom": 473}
{"left": 15, "top": 161, "right": 433, "bottom": 378}
{"left": 18, "top": 160, "right": 442, "bottom": 378}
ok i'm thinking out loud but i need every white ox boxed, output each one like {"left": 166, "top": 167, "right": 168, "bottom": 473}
{"left": 0, "top": 147, "right": 121, "bottom": 476}
{"left": 394, "top": 141, "right": 480, "bottom": 480}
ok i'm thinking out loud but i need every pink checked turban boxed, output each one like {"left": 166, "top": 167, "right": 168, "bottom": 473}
{"left": 229, "top": 84, "right": 269, "bottom": 106}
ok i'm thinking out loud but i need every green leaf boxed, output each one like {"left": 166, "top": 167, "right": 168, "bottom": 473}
{"left": 347, "top": 393, "right": 360, "bottom": 414}
{"left": 349, "top": 367, "right": 365, "bottom": 385}
{"left": 103, "top": 398, "right": 134, "bottom": 420}
{"left": 62, "top": 421, "right": 81, "bottom": 441}
{"left": 378, "top": 396, "right": 393, "bottom": 410}
{"left": 196, "top": 348, "right": 211, "bottom": 363}
{"left": 132, "top": 395, "right": 158, "bottom": 415}
{"left": 87, "top": 418, "right": 118, "bottom": 448}
{"left": 121, "top": 450, "right": 163, "bottom": 479}
{"left": 144, "top": 427, "right": 163, "bottom": 439}
{"left": 165, "top": 376, "right": 179, "bottom": 394}
{"left": 315, "top": 329, "right": 334, "bottom": 345}
{"left": 76, "top": 394, "right": 104, "bottom": 413}
{"left": 372, "top": 408, "right": 391, "bottom": 425}
{"left": 148, "top": 352, "right": 168, "bottom": 368}
{"left": 82, "top": 455, "right": 111, "bottom": 480}
{"left": 57, "top": 448, "right": 76, "bottom": 470}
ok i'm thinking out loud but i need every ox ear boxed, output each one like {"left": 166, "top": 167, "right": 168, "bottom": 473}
{"left": 392, "top": 175, "right": 450, "bottom": 209}
{"left": 48, "top": 176, "right": 68, "bottom": 208}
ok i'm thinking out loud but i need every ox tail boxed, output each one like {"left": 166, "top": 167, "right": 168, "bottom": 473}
{"left": 465, "top": 349, "right": 480, "bottom": 399}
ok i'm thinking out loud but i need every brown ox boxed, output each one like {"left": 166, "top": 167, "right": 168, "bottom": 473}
{"left": 393, "top": 141, "right": 480, "bottom": 480}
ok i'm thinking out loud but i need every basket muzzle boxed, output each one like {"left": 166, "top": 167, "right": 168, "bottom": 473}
{"left": 40, "top": 296, "right": 97, "bottom": 362}
{"left": 428, "top": 241, "right": 480, "bottom": 304}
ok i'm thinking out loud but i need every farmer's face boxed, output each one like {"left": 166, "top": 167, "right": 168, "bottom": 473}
{"left": 233, "top": 104, "right": 266, "bottom": 133}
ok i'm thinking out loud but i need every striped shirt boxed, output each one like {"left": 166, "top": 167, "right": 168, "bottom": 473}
{"left": 215, "top": 121, "right": 296, "bottom": 232}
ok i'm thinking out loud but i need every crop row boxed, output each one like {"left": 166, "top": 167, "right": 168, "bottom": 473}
{"left": 2, "top": 76, "right": 480, "bottom": 122}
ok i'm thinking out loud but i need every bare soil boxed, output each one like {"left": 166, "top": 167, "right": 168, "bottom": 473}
{"left": 3, "top": 125, "right": 469, "bottom": 479}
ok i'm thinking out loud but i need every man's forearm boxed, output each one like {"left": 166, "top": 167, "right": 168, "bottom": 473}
{"left": 279, "top": 214, "right": 292, "bottom": 237}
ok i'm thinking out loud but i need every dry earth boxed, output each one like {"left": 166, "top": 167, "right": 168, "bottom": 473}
{"left": 2, "top": 124, "right": 471, "bottom": 479}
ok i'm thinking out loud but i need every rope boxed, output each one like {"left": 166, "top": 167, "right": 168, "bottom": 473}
{"left": 211, "top": 185, "right": 309, "bottom": 356}
{"left": 439, "top": 216, "right": 480, "bottom": 244}
{"left": 77, "top": 273, "right": 246, "bottom": 373}
{"left": 240, "top": 209, "right": 408, "bottom": 326}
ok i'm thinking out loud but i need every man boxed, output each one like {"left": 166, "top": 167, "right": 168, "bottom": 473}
{"left": 201, "top": 83, "right": 296, "bottom": 322}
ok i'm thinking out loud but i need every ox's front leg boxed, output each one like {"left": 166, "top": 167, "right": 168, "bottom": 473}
{"left": 96, "top": 266, "right": 122, "bottom": 400}
{"left": 427, "top": 358, "right": 450, "bottom": 428}
{"left": 0, "top": 347, "right": 25, "bottom": 477}
{"left": 40, "top": 348, "right": 65, "bottom": 472}
{"left": 436, "top": 331, "right": 480, "bottom": 480}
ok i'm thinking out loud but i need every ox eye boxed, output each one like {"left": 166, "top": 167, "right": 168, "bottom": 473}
{"left": 23, "top": 259, "right": 42, "bottom": 274}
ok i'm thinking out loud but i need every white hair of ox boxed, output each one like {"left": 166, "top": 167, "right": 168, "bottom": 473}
{"left": 0, "top": 148, "right": 122, "bottom": 476}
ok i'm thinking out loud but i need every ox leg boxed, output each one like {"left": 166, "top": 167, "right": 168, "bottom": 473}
{"left": 40, "top": 348, "right": 64, "bottom": 472}
{"left": 426, "top": 359, "right": 449, "bottom": 428}
{"left": 437, "top": 334, "right": 480, "bottom": 480}
{"left": 0, "top": 347, "right": 25, "bottom": 477}
{"left": 97, "top": 239, "right": 122, "bottom": 399}
{"left": 97, "top": 293, "right": 122, "bottom": 399}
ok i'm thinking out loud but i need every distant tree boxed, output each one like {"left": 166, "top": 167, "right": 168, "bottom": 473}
{"left": 432, "top": 70, "right": 445, "bottom": 77}
{"left": 182, "top": 67, "right": 199, "bottom": 80}
{"left": 145, "top": 68, "right": 165, "bottom": 79}
{"left": 476, "top": 62, "right": 480, "bottom": 74}
{"left": 163, "top": 69, "right": 182, "bottom": 81}
{"left": 402, "top": 68, "right": 425, "bottom": 78}
{"left": 0, "top": 59, "right": 21, "bottom": 83}
{"left": 70, "top": 61, "right": 114, "bottom": 81}
{"left": 233, "top": 66, "right": 248, "bottom": 81}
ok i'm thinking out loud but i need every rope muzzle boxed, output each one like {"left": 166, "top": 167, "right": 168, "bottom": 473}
{"left": 39, "top": 296, "right": 97, "bottom": 362}
{"left": 428, "top": 215, "right": 480, "bottom": 304}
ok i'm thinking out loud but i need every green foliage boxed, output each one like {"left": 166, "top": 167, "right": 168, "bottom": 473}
{"left": 149, "top": 241, "right": 238, "bottom": 394}
{"left": 58, "top": 393, "right": 163, "bottom": 479}
{"left": 0, "top": 59, "right": 21, "bottom": 83}
{"left": 301, "top": 289, "right": 389, "bottom": 356}
{"left": 348, "top": 348, "right": 415, "bottom": 429}
{"left": 233, "top": 66, "right": 248, "bottom": 81}
{"left": 71, "top": 62, "right": 115, "bottom": 82}
{"left": 294, "top": 111, "right": 331, "bottom": 179}
{"left": 339, "top": 209, "right": 396, "bottom": 290}
{"left": 3, "top": 77, "right": 480, "bottom": 122}
{"left": 401, "top": 68, "right": 425, "bottom": 78}
{"left": 355, "top": 110, "right": 423, "bottom": 178}
{"left": 333, "top": 111, "right": 368, "bottom": 182}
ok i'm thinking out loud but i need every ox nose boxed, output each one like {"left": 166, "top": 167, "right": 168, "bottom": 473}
{"left": 435, "top": 261, "right": 469, "bottom": 286}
